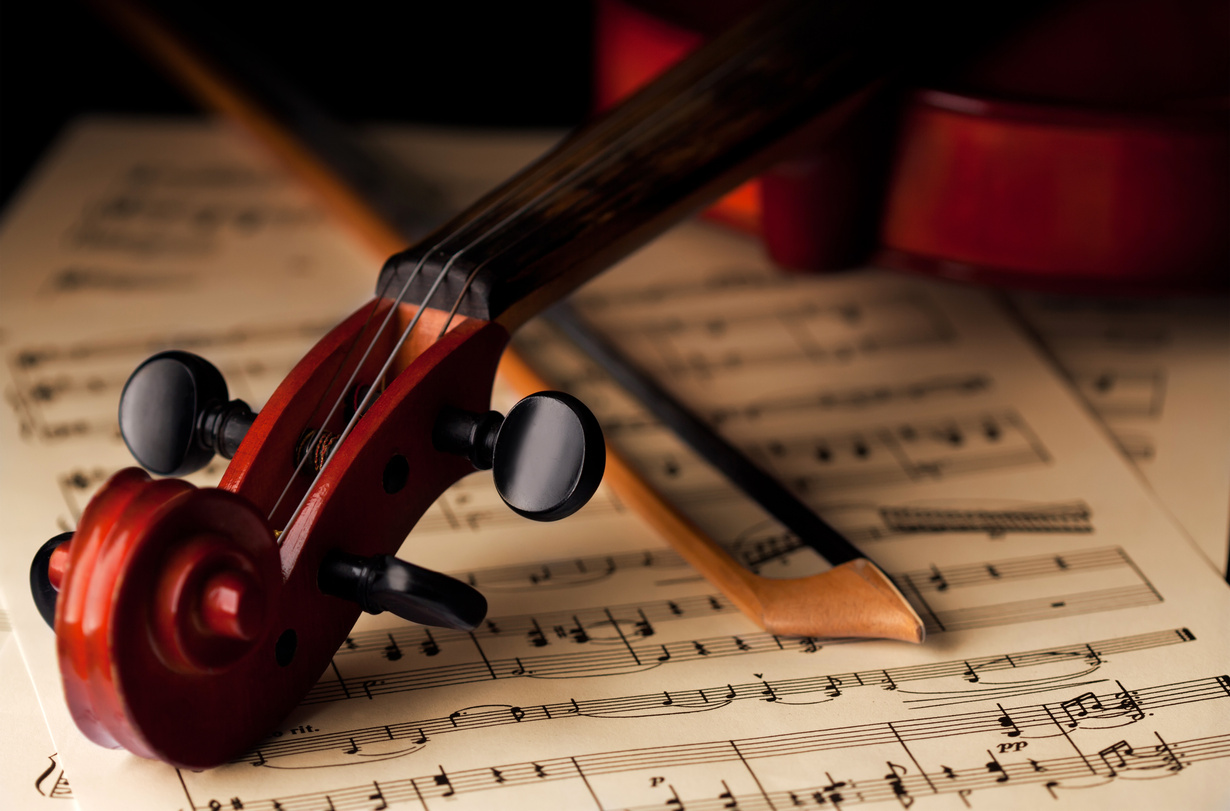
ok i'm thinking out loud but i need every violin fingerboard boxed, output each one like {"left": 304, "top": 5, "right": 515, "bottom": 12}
{"left": 376, "top": 0, "right": 1033, "bottom": 329}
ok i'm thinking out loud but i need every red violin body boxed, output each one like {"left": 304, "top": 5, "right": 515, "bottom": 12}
{"left": 596, "top": 0, "right": 1230, "bottom": 292}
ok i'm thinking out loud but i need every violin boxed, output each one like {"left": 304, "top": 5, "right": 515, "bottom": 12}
{"left": 27, "top": 0, "right": 1034, "bottom": 769}
{"left": 599, "top": 0, "right": 1230, "bottom": 292}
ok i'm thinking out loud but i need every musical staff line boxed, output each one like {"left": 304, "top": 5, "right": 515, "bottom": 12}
{"left": 6, "top": 319, "right": 332, "bottom": 444}
{"left": 898, "top": 547, "right": 1129, "bottom": 593}
{"left": 211, "top": 675, "right": 1229, "bottom": 810}
{"left": 324, "top": 547, "right": 1154, "bottom": 673}
{"left": 642, "top": 409, "right": 1051, "bottom": 501}
{"left": 564, "top": 289, "right": 957, "bottom": 379}
{"left": 446, "top": 501, "right": 1098, "bottom": 593}
{"left": 242, "top": 628, "right": 1194, "bottom": 767}
{"left": 1073, "top": 368, "right": 1167, "bottom": 420}
{"left": 334, "top": 594, "right": 733, "bottom": 660}
{"left": 310, "top": 548, "right": 1169, "bottom": 700}
{"left": 872, "top": 501, "right": 1092, "bottom": 539}
{"left": 592, "top": 373, "right": 992, "bottom": 435}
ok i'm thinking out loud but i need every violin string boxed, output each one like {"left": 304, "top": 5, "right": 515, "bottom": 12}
{"left": 266, "top": 245, "right": 449, "bottom": 525}
{"left": 263, "top": 271, "right": 403, "bottom": 523}
{"left": 274, "top": 9, "right": 788, "bottom": 539}
{"left": 269, "top": 56, "right": 673, "bottom": 527}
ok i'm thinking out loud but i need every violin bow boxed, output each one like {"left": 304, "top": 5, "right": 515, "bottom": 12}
{"left": 83, "top": 0, "right": 1042, "bottom": 641}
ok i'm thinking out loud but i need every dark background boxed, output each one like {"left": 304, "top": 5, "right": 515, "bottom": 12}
{"left": 0, "top": 1, "right": 595, "bottom": 209}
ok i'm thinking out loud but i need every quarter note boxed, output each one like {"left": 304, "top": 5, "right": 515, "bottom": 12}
{"left": 635, "top": 609, "right": 655, "bottom": 638}
{"left": 996, "top": 703, "right": 1021, "bottom": 737}
{"left": 383, "top": 634, "right": 402, "bottom": 662}
{"left": 432, "top": 766, "right": 455, "bottom": 797}
{"left": 368, "top": 781, "right": 388, "bottom": 811}
{"left": 984, "top": 750, "right": 1010, "bottom": 783}
{"left": 884, "top": 763, "right": 910, "bottom": 805}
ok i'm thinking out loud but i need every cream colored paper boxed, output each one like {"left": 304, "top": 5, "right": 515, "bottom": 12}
{"left": 1, "top": 119, "right": 1228, "bottom": 811}
{"left": 1010, "top": 293, "right": 1230, "bottom": 572}
{"left": 0, "top": 625, "right": 75, "bottom": 808}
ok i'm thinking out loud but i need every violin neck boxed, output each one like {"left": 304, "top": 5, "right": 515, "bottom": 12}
{"left": 377, "top": 0, "right": 1026, "bottom": 330}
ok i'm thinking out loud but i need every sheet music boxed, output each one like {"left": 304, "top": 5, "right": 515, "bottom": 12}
{"left": 1, "top": 119, "right": 1228, "bottom": 811}
{"left": 1009, "top": 293, "right": 1230, "bottom": 572}
{"left": 0, "top": 612, "right": 75, "bottom": 807}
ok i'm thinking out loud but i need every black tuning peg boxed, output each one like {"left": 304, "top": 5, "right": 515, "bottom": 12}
{"left": 434, "top": 392, "right": 605, "bottom": 522}
{"left": 119, "top": 351, "right": 256, "bottom": 476}
{"left": 30, "top": 532, "right": 73, "bottom": 629}
{"left": 318, "top": 550, "right": 487, "bottom": 631}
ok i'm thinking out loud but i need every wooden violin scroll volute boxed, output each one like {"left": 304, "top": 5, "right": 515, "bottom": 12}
{"left": 34, "top": 303, "right": 532, "bottom": 768}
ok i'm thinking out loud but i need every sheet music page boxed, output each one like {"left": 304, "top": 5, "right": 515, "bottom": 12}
{"left": 0, "top": 604, "right": 74, "bottom": 808}
{"left": 1, "top": 118, "right": 1228, "bottom": 811}
{"left": 1008, "top": 293, "right": 1230, "bottom": 572}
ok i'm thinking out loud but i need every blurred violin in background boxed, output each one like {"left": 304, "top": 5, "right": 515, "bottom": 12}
{"left": 596, "top": 0, "right": 1229, "bottom": 292}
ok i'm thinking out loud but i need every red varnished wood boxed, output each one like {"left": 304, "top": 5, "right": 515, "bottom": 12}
{"left": 878, "top": 90, "right": 1230, "bottom": 292}
{"left": 219, "top": 299, "right": 398, "bottom": 531}
{"left": 56, "top": 302, "right": 510, "bottom": 768}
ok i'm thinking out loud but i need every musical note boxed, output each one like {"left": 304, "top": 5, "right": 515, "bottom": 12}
{"left": 984, "top": 750, "right": 1011, "bottom": 783}
{"left": 996, "top": 703, "right": 1021, "bottom": 738}
{"left": 884, "top": 762, "right": 911, "bottom": 805}
{"left": 432, "top": 766, "right": 454, "bottom": 797}
{"left": 1097, "top": 741, "right": 1135, "bottom": 777}
{"left": 419, "top": 629, "right": 439, "bottom": 657}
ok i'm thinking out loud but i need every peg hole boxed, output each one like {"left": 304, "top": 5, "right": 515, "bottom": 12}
{"left": 275, "top": 629, "right": 297, "bottom": 667}
{"left": 383, "top": 454, "right": 409, "bottom": 494}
